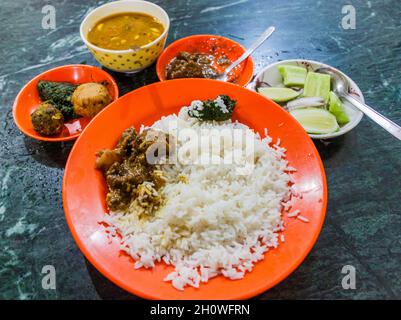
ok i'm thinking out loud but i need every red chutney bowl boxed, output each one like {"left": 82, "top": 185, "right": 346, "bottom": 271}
{"left": 156, "top": 34, "right": 254, "bottom": 86}
{"left": 13, "top": 64, "right": 119, "bottom": 142}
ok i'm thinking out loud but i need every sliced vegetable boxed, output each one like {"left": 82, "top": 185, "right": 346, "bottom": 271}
{"left": 286, "top": 97, "right": 325, "bottom": 111}
{"left": 328, "top": 91, "right": 349, "bottom": 125}
{"left": 258, "top": 87, "right": 301, "bottom": 103}
{"left": 278, "top": 65, "right": 307, "bottom": 87}
{"left": 303, "top": 72, "right": 331, "bottom": 100}
{"left": 290, "top": 108, "right": 339, "bottom": 134}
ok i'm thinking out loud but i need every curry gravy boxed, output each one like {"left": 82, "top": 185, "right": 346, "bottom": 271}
{"left": 88, "top": 12, "right": 164, "bottom": 50}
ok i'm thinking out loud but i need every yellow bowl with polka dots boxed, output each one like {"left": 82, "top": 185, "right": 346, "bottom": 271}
{"left": 80, "top": 0, "right": 169, "bottom": 73}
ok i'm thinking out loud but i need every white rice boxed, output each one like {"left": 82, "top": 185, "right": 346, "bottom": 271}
{"left": 287, "top": 209, "right": 300, "bottom": 218}
{"left": 103, "top": 106, "right": 296, "bottom": 290}
{"left": 297, "top": 215, "right": 310, "bottom": 223}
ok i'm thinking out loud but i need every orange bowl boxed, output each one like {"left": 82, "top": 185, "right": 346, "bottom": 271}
{"left": 13, "top": 64, "right": 119, "bottom": 142}
{"left": 63, "top": 79, "right": 327, "bottom": 299}
{"left": 156, "top": 35, "right": 254, "bottom": 86}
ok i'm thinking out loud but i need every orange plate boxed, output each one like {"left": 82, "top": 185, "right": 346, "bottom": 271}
{"left": 13, "top": 64, "right": 119, "bottom": 142}
{"left": 63, "top": 79, "right": 327, "bottom": 300}
{"left": 156, "top": 35, "right": 254, "bottom": 86}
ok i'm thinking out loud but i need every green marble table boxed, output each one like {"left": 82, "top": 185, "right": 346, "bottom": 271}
{"left": 1, "top": 0, "right": 400, "bottom": 300}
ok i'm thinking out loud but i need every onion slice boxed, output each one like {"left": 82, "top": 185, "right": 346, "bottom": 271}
{"left": 285, "top": 97, "right": 325, "bottom": 111}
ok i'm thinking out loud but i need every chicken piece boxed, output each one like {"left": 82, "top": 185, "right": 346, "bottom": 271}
{"left": 136, "top": 129, "right": 171, "bottom": 164}
{"left": 72, "top": 83, "right": 112, "bottom": 118}
{"left": 116, "top": 127, "right": 137, "bottom": 156}
{"left": 104, "top": 159, "right": 150, "bottom": 211}
{"left": 106, "top": 160, "right": 149, "bottom": 190}
{"left": 166, "top": 52, "right": 218, "bottom": 79}
{"left": 151, "top": 170, "right": 167, "bottom": 189}
{"left": 31, "top": 102, "right": 64, "bottom": 136}
{"left": 95, "top": 149, "right": 122, "bottom": 172}
{"left": 106, "top": 189, "right": 131, "bottom": 211}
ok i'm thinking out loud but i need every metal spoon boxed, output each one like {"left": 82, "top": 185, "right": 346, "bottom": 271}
{"left": 316, "top": 67, "right": 401, "bottom": 140}
{"left": 216, "top": 26, "right": 275, "bottom": 82}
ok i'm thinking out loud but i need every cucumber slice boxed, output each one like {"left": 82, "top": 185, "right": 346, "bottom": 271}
{"left": 258, "top": 87, "right": 301, "bottom": 103}
{"left": 290, "top": 107, "right": 339, "bottom": 134}
{"left": 328, "top": 91, "right": 349, "bottom": 125}
{"left": 278, "top": 65, "right": 307, "bottom": 87}
{"left": 303, "top": 72, "right": 331, "bottom": 100}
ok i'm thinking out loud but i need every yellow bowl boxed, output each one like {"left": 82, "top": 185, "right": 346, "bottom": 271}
{"left": 80, "top": 0, "right": 170, "bottom": 73}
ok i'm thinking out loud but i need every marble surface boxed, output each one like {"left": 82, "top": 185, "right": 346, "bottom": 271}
{"left": 1, "top": 0, "right": 400, "bottom": 300}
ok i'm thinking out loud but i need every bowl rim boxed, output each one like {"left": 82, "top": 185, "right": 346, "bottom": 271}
{"left": 155, "top": 34, "right": 255, "bottom": 86}
{"left": 79, "top": 0, "right": 170, "bottom": 55}
{"left": 251, "top": 59, "right": 364, "bottom": 139}
{"left": 12, "top": 64, "right": 119, "bottom": 142}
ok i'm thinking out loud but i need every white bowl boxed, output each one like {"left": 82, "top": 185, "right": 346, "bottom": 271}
{"left": 250, "top": 59, "right": 364, "bottom": 139}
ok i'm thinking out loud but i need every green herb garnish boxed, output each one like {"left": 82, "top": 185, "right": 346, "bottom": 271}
{"left": 188, "top": 95, "right": 236, "bottom": 121}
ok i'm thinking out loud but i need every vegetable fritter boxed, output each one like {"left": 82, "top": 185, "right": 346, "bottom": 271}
{"left": 72, "top": 83, "right": 112, "bottom": 118}
{"left": 37, "top": 80, "right": 78, "bottom": 121}
{"left": 31, "top": 102, "right": 64, "bottom": 136}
